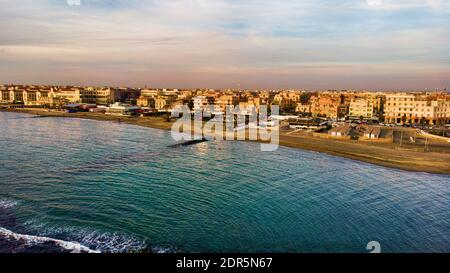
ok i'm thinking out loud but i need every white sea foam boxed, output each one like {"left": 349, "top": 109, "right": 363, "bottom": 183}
{"left": 152, "top": 246, "right": 174, "bottom": 254}
{"left": 77, "top": 231, "right": 173, "bottom": 253}
{"left": 20, "top": 220, "right": 177, "bottom": 253}
{"left": 0, "top": 227, "right": 101, "bottom": 253}
{"left": 22, "top": 222, "right": 150, "bottom": 253}
{"left": 77, "top": 230, "right": 146, "bottom": 253}
{"left": 0, "top": 200, "right": 18, "bottom": 209}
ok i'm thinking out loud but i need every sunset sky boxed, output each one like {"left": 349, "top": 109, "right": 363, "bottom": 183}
{"left": 0, "top": 0, "right": 449, "bottom": 90}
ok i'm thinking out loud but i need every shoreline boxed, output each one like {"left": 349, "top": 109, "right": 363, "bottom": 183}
{"left": 2, "top": 108, "right": 450, "bottom": 175}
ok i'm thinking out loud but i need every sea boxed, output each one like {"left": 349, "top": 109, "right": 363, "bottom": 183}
{"left": 0, "top": 111, "right": 448, "bottom": 253}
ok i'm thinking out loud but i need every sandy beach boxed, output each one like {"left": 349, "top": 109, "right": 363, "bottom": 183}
{"left": 2, "top": 108, "right": 450, "bottom": 175}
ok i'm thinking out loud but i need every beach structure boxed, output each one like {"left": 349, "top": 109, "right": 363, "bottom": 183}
{"left": 63, "top": 103, "right": 82, "bottom": 113}
{"left": 364, "top": 127, "right": 382, "bottom": 139}
{"left": 329, "top": 124, "right": 352, "bottom": 137}
{"left": 370, "top": 127, "right": 382, "bottom": 139}
{"left": 289, "top": 117, "right": 327, "bottom": 131}
{"left": 105, "top": 102, "right": 141, "bottom": 116}
{"left": 89, "top": 106, "right": 107, "bottom": 113}
{"left": 271, "top": 115, "right": 298, "bottom": 121}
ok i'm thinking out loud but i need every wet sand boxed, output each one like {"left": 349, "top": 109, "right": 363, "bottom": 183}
{"left": 2, "top": 108, "right": 450, "bottom": 175}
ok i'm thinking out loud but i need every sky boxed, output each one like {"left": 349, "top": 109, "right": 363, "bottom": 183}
{"left": 0, "top": 0, "right": 449, "bottom": 90}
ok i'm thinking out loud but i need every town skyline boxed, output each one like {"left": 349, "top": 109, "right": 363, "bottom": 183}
{"left": 1, "top": 81, "right": 449, "bottom": 92}
{"left": 1, "top": 0, "right": 449, "bottom": 90}
{"left": 3, "top": 82, "right": 450, "bottom": 126}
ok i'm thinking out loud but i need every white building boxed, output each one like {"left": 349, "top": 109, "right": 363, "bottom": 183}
{"left": 105, "top": 102, "right": 140, "bottom": 116}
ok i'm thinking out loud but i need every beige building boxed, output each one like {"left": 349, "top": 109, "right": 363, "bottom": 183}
{"left": 310, "top": 93, "right": 345, "bottom": 119}
{"left": 295, "top": 103, "right": 311, "bottom": 113}
{"left": 138, "top": 89, "right": 161, "bottom": 108}
{"left": 80, "top": 87, "right": 140, "bottom": 105}
{"left": 140, "top": 89, "right": 160, "bottom": 97}
{"left": 155, "top": 97, "right": 168, "bottom": 110}
{"left": 54, "top": 88, "right": 81, "bottom": 104}
{"left": 0, "top": 85, "right": 142, "bottom": 107}
{"left": 154, "top": 96, "right": 177, "bottom": 111}
{"left": 215, "top": 95, "right": 238, "bottom": 111}
{"left": 193, "top": 96, "right": 208, "bottom": 112}
{"left": 0, "top": 85, "right": 26, "bottom": 104}
{"left": 384, "top": 93, "right": 450, "bottom": 125}
{"left": 369, "top": 95, "right": 384, "bottom": 115}
{"left": 80, "top": 87, "right": 116, "bottom": 105}
{"left": 273, "top": 91, "right": 301, "bottom": 112}
{"left": 242, "top": 96, "right": 261, "bottom": 111}
{"left": 137, "top": 96, "right": 155, "bottom": 108}
{"left": 349, "top": 98, "right": 374, "bottom": 118}
{"left": 1, "top": 89, "right": 62, "bottom": 106}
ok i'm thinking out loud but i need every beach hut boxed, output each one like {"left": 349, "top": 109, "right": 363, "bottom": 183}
{"left": 370, "top": 127, "right": 382, "bottom": 139}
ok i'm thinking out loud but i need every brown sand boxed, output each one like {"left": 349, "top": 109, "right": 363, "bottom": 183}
{"left": 2, "top": 108, "right": 450, "bottom": 175}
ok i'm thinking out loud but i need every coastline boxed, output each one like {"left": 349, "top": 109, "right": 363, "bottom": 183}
{"left": 2, "top": 108, "right": 450, "bottom": 175}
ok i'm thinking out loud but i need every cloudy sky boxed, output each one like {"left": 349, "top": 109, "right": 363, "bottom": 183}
{"left": 0, "top": 0, "right": 449, "bottom": 90}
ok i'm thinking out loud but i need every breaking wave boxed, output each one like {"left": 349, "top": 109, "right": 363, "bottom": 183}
{"left": 0, "top": 227, "right": 100, "bottom": 253}
{"left": 20, "top": 221, "right": 176, "bottom": 253}
{"left": 0, "top": 200, "right": 19, "bottom": 209}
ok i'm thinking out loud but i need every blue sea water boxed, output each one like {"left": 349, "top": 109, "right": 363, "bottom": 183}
{"left": 0, "top": 111, "right": 449, "bottom": 253}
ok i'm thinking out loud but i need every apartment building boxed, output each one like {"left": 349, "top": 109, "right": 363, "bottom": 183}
{"left": 0, "top": 85, "right": 26, "bottom": 104}
{"left": 273, "top": 91, "right": 301, "bottom": 113}
{"left": 215, "top": 94, "right": 238, "bottom": 112}
{"left": 310, "top": 93, "right": 345, "bottom": 119}
{"left": 80, "top": 87, "right": 116, "bottom": 105}
{"left": 0, "top": 85, "right": 79, "bottom": 106}
{"left": 349, "top": 98, "right": 374, "bottom": 119}
{"left": 295, "top": 103, "right": 311, "bottom": 113}
{"left": 136, "top": 96, "right": 155, "bottom": 108}
{"left": 154, "top": 95, "right": 178, "bottom": 111}
{"left": 384, "top": 93, "right": 450, "bottom": 125}
{"left": 80, "top": 87, "right": 140, "bottom": 105}
{"left": 239, "top": 96, "right": 261, "bottom": 111}
{"left": 137, "top": 89, "right": 161, "bottom": 108}
{"left": 140, "top": 89, "right": 160, "bottom": 98}
{"left": 54, "top": 87, "right": 82, "bottom": 104}
{"left": 193, "top": 96, "right": 208, "bottom": 112}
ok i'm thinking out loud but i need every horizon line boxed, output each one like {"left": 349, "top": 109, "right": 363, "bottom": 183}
{"left": 1, "top": 81, "right": 448, "bottom": 93}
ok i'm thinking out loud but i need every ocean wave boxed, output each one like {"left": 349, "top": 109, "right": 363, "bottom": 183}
{"left": 21, "top": 222, "right": 175, "bottom": 253}
{"left": 0, "top": 227, "right": 100, "bottom": 253}
{"left": 67, "top": 230, "right": 176, "bottom": 253}
{"left": 0, "top": 200, "right": 18, "bottom": 209}
{"left": 75, "top": 230, "right": 147, "bottom": 253}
